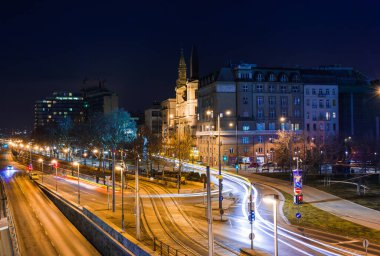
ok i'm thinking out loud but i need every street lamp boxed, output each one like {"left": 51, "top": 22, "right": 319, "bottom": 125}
{"left": 83, "top": 152, "right": 88, "bottom": 166}
{"left": 51, "top": 160, "right": 58, "bottom": 191}
{"left": 135, "top": 157, "right": 141, "bottom": 240}
{"left": 229, "top": 122, "right": 239, "bottom": 173}
{"left": 117, "top": 165, "right": 126, "bottom": 232}
{"left": 38, "top": 158, "right": 43, "bottom": 183}
{"left": 73, "top": 162, "right": 80, "bottom": 204}
{"left": 263, "top": 194, "right": 280, "bottom": 256}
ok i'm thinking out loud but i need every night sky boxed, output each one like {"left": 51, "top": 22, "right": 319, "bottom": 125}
{"left": 1, "top": 0, "right": 380, "bottom": 129}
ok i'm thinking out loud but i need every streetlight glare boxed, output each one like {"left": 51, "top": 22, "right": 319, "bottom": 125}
{"left": 225, "top": 110, "right": 231, "bottom": 115}
{"left": 73, "top": 161, "right": 79, "bottom": 166}
{"left": 38, "top": 158, "right": 43, "bottom": 163}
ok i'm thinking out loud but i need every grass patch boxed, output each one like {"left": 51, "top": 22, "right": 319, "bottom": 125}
{"left": 281, "top": 191, "right": 380, "bottom": 244}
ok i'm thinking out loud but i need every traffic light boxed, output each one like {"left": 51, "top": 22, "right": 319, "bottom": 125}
{"left": 294, "top": 194, "right": 303, "bottom": 205}
{"left": 235, "top": 164, "right": 239, "bottom": 170}
{"left": 223, "top": 155, "right": 228, "bottom": 162}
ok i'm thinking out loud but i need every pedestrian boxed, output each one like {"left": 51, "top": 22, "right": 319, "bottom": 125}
{"left": 96, "top": 175, "right": 99, "bottom": 183}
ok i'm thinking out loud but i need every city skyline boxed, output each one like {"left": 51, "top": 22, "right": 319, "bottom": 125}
{"left": 2, "top": 1, "right": 380, "bottom": 128}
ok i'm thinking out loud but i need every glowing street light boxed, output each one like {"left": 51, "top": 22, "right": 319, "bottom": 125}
{"left": 51, "top": 160, "right": 58, "bottom": 191}
{"left": 263, "top": 194, "right": 280, "bottom": 256}
{"left": 73, "top": 162, "right": 80, "bottom": 204}
{"left": 38, "top": 158, "right": 44, "bottom": 183}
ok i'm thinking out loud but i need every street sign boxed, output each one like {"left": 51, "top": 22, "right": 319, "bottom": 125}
{"left": 363, "top": 239, "right": 369, "bottom": 254}
{"left": 294, "top": 187, "right": 302, "bottom": 194}
{"left": 295, "top": 212, "right": 302, "bottom": 219}
{"left": 249, "top": 233, "right": 255, "bottom": 240}
{"left": 220, "top": 196, "right": 224, "bottom": 201}
{"left": 248, "top": 211, "right": 255, "bottom": 222}
{"left": 216, "top": 175, "right": 223, "bottom": 180}
{"left": 295, "top": 181, "right": 301, "bottom": 188}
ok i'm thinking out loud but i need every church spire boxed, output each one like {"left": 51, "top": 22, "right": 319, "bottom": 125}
{"left": 176, "top": 48, "right": 187, "bottom": 88}
{"left": 190, "top": 45, "right": 199, "bottom": 81}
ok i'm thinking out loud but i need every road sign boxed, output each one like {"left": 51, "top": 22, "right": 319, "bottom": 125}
{"left": 216, "top": 175, "right": 223, "bottom": 180}
{"left": 220, "top": 196, "right": 224, "bottom": 201}
{"left": 295, "top": 181, "right": 301, "bottom": 188}
{"left": 248, "top": 212, "right": 255, "bottom": 222}
{"left": 363, "top": 239, "right": 369, "bottom": 254}
{"left": 294, "top": 187, "right": 302, "bottom": 194}
{"left": 249, "top": 233, "right": 255, "bottom": 240}
{"left": 295, "top": 212, "right": 302, "bottom": 219}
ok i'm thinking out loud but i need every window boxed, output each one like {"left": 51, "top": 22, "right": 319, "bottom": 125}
{"left": 326, "top": 112, "right": 330, "bottom": 121}
{"left": 257, "top": 109, "right": 264, "bottom": 118}
{"left": 243, "top": 84, "right": 248, "bottom": 92}
{"left": 244, "top": 147, "right": 249, "bottom": 153}
{"left": 294, "top": 123, "right": 300, "bottom": 130}
{"left": 326, "top": 89, "right": 330, "bottom": 95}
{"left": 306, "top": 112, "right": 310, "bottom": 119}
{"left": 306, "top": 123, "right": 310, "bottom": 131}
{"left": 319, "top": 89, "right": 323, "bottom": 95}
{"left": 312, "top": 89, "right": 316, "bottom": 95}
{"left": 332, "top": 89, "right": 336, "bottom": 95}
{"left": 280, "top": 85, "right": 287, "bottom": 93}
{"left": 269, "top": 109, "right": 276, "bottom": 118}
{"left": 269, "top": 85, "right": 275, "bottom": 92}
{"left": 332, "top": 112, "right": 336, "bottom": 118}
{"left": 313, "top": 123, "right": 317, "bottom": 131}
{"left": 257, "top": 136, "right": 263, "bottom": 143}
{"left": 332, "top": 99, "right": 336, "bottom": 107}
{"left": 292, "top": 74, "right": 300, "bottom": 83}
{"left": 243, "top": 111, "right": 249, "bottom": 117}
{"left": 294, "top": 109, "right": 301, "bottom": 118}
{"left": 229, "top": 148, "right": 234, "bottom": 154}
{"left": 268, "top": 73, "right": 276, "bottom": 82}
{"left": 242, "top": 137, "right": 249, "bottom": 144}
{"left": 281, "top": 97, "right": 287, "bottom": 107}
{"left": 312, "top": 112, "right": 317, "bottom": 121}
{"left": 280, "top": 74, "right": 288, "bottom": 82}
{"left": 306, "top": 99, "right": 310, "bottom": 106}
{"left": 333, "top": 123, "right": 336, "bottom": 131}
{"left": 306, "top": 88, "right": 310, "bottom": 95}
{"left": 291, "top": 85, "right": 300, "bottom": 92}
{"left": 256, "top": 84, "right": 263, "bottom": 92}
{"left": 243, "top": 97, "right": 248, "bottom": 104}
{"left": 326, "top": 123, "right": 330, "bottom": 131}
{"left": 269, "top": 96, "right": 276, "bottom": 106}
{"left": 326, "top": 99, "right": 330, "bottom": 108}
{"left": 269, "top": 122, "right": 275, "bottom": 130}
{"left": 294, "top": 97, "right": 301, "bottom": 105}
{"left": 256, "top": 73, "right": 264, "bottom": 82}
{"left": 258, "top": 148, "right": 263, "bottom": 153}
{"left": 242, "top": 125, "right": 250, "bottom": 131}
{"left": 319, "top": 112, "right": 324, "bottom": 120}
{"left": 256, "top": 122, "right": 265, "bottom": 130}
{"left": 319, "top": 123, "right": 324, "bottom": 131}
{"left": 312, "top": 99, "right": 317, "bottom": 108}
{"left": 319, "top": 99, "right": 324, "bottom": 108}
{"left": 281, "top": 109, "right": 287, "bottom": 117}
{"left": 257, "top": 96, "right": 264, "bottom": 107}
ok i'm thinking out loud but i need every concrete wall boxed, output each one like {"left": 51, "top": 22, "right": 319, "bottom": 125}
{"left": 38, "top": 184, "right": 137, "bottom": 256}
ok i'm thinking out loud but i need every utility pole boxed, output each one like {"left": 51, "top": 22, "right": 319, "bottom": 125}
{"left": 206, "top": 166, "right": 214, "bottom": 256}
{"left": 112, "top": 148, "right": 116, "bottom": 212}
{"left": 135, "top": 157, "right": 141, "bottom": 240}
{"left": 218, "top": 113, "right": 223, "bottom": 220}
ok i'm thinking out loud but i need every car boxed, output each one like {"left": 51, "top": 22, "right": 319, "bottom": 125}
{"left": 248, "top": 162, "right": 259, "bottom": 168}
{"left": 6, "top": 165, "right": 13, "bottom": 170}
{"left": 29, "top": 172, "right": 39, "bottom": 180}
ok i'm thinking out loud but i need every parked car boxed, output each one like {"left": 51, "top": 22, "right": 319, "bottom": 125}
{"left": 29, "top": 172, "right": 39, "bottom": 180}
{"left": 6, "top": 165, "right": 13, "bottom": 170}
{"left": 262, "top": 162, "right": 277, "bottom": 168}
{"left": 248, "top": 162, "right": 259, "bottom": 168}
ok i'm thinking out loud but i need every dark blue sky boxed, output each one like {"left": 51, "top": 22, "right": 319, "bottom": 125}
{"left": 1, "top": 0, "right": 380, "bottom": 128}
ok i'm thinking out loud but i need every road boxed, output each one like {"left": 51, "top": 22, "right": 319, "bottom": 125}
{"left": 0, "top": 151, "right": 100, "bottom": 256}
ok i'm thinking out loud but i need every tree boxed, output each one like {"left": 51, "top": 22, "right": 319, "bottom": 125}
{"left": 273, "top": 130, "right": 303, "bottom": 171}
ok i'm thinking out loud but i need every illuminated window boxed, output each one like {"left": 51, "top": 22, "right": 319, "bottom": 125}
{"left": 326, "top": 112, "right": 330, "bottom": 121}
{"left": 256, "top": 84, "right": 263, "bottom": 92}
{"left": 242, "top": 125, "right": 250, "bottom": 131}
{"left": 332, "top": 112, "right": 336, "bottom": 118}
{"left": 242, "top": 137, "right": 249, "bottom": 144}
{"left": 243, "top": 84, "right": 248, "bottom": 92}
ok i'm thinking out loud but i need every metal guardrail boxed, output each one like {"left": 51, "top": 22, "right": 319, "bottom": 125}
{"left": 153, "top": 236, "right": 187, "bottom": 256}
{"left": 0, "top": 178, "right": 21, "bottom": 256}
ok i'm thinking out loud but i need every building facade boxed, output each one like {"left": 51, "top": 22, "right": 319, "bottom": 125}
{"left": 34, "top": 92, "right": 85, "bottom": 129}
{"left": 197, "top": 64, "right": 304, "bottom": 166}
{"left": 144, "top": 102, "right": 162, "bottom": 136}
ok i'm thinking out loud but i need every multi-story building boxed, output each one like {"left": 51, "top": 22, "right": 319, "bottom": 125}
{"left": 161, "top": 98, "right": 176, "bottom": 139}
{"left": 144, "top": 102, "right": 162, "bottom": 136}
{"left": 80, "top": 79, "right": 118, "bottom": 118}
{"left": 197, "top": 64, "right": 304, "bottom": 166}
{"left": 34, "top": 91, "right": 85, "bottom": 129}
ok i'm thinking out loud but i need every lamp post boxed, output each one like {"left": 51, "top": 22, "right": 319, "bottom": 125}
{"left": 73, "top": 162, "right": 80, "bottom": 204}
{"left": 263, "top": 194, "right": 279, "bottom": 256}
{"left": 51, "top": 160, "right": 58, "bottom": 191}
{"left": 117, "top": 165, "right": 125, "bottom": 231}
{"left": 38, "top": 158, "right": 43, "bottom": 183}
{"left": 135, "top": 157, "right": 141, "bottom": 240}
{"left": 83, "top": 152, "right": 87, "bottom": 166}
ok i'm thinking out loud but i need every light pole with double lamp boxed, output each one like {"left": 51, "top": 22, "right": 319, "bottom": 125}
{"left": 263, "top": 194, "right": 280, "bottom": 256}
{"left": 51, "top": 160, "right": 58, "bottom": 191}
{"left": 117, "top": 165, "right": 126, "bottom": 232}
{"left": 38, "top": 158, "right": 43, "bottom": 183}
{"left": 73, "top": 162, "right": 80, "bottom": 204}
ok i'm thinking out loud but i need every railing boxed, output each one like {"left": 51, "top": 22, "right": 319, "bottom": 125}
{"left": 152, "top": 236, "right": 187, "bottom": 256}
{"left": 0, "top": 178, "right": 21, "bottom": 256}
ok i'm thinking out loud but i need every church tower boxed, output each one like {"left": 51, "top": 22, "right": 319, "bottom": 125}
{"left": 190, "top": 45, "right": 199, "bottom": 81}
{"left": 176, "top": 48, "right": 187, "bottom": 88}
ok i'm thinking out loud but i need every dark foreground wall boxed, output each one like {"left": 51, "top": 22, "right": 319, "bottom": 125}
{"left": 38, "top": 184, "right": 135, "bottom": 256}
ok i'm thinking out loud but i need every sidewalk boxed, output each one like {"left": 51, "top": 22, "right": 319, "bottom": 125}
{"left": 228, "top": 168, "right": 380, "bottom": 231}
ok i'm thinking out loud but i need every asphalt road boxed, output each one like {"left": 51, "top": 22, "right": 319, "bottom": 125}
{"left": 0, "top": 151, "right": 100, "bottom": 256}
